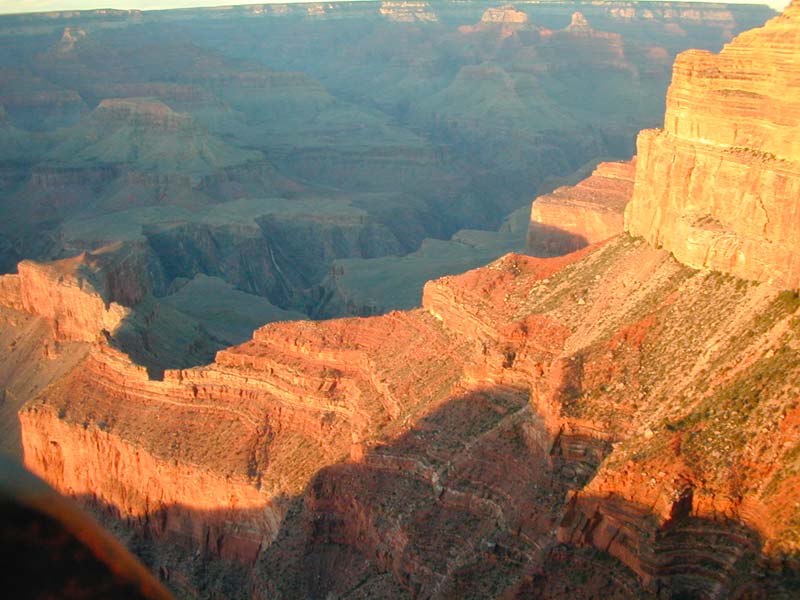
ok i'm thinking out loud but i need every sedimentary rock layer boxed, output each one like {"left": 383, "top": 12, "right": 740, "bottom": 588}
{"left": 11, "top": 3, "right": 800, "bottom": 599}
{"left": 527, "top": 160, "right": 634, "bottom": 255}
{"left": 379, "top": 1, "right": 437, "bottom": 22}
{"left": 20, "top": 237, "right": 800, "bottom": 598}
{"left": 15, "top": 257, "right": 129, "bottom": 343}
{"left": 480, "top": 6, "right": 528, "bottom": 24}
{"left": 0, "top": 242, "right": 165, "bottom": 343}
{"left": 626, "top": 1, "right": 800, "bottom": 287}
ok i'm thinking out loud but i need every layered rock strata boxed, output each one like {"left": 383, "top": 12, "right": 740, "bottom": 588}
{"left": 379, "top": 1, "right": 437, "bottom": 23}
{"left": 19, "top": 236, "right": 800, "bottom": 598}
{"left": 480, "top": 6, "right": 528, "bottom": 25}
{"left": 626, "top": 1, "right": 800, "bottom": 288}
{"left": 13, "top": 258, "right": 129, "bottom": 343}
{"left": 12, "top": 3, "right": 800, "bottom": 599}
{"left": 21, "top": 307, "right": 476, "bottom": 574}
{"left": 0, "top": 243, "right": 162, "bottom": 343}
{"left": 18, "top": 5, "right": 800, "bottom": 592}
{"left": 527, "top": 160, "right": 634, "bottom": 256}
{"left": 0, "top": 243, "right": 218, "bottom": 381}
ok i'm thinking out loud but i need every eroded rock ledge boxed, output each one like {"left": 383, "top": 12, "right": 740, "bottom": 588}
{"left": 17, "top": 237, "right": 800, "bottom": 598}
{"left": 527, "top": 160, "right": 635, "bottom": 256}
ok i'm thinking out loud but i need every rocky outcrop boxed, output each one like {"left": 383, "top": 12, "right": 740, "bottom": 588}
{"left": 16, "top": 5, "right": 800, "bottom": 577}
{"left": 458, "top": 5, "right": 530, "bottom": 37}
{"left": 0, "top": 242, "right": 221, "bottom": 379}
{"left": 625, "top": 1, "right": 800, "bottom": 288}
{"left": 14, "top": 257, "right": 129, "bottom": 343}
{"left": 20, "top": 307, "right": 476, "bottom": 578}
{"left": 528, "top": 160, "right": 634, "bottom": 256}
{"left": 10, "top": 3, "right": 800, "bottom": 598}
{"left": 0, "top": 303, "right": 91, "bottom": 456}
{"left": 0, "top": 273, "right": 22, "bottom": 311}
{"left": 566, "top": 11, "right": 592, "bottom": 33}
{"left": 21, "top": 236, "right": 800, "bottom": 597}
{"left": 480, "top": 6, "right": 528, "bottom": 25}
{"left": 0, "top": 243, "right": 165, "bottom": 343}
{"left": 540, "top": 13, "right": 627, "bottom": 69}
{"left": 379, "top": 1, "right": 437, "bottom": 23}
{"left": 604, "top": 4, "right": 737, "bottom": 28}
{"left": 57, "top": 26, "right": 86, "bottom": 53}
{"left": 93, "top": 98, "right": 192, "bottom": 131}
{"left": 21, "top": 394, "right": 278, "bottom": 565}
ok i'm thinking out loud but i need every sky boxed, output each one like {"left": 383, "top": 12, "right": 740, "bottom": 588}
{"left": 0, "top": 0, "right": 790, "bottom": 16}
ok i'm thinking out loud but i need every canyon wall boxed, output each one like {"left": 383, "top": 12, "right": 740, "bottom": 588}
{"left": 626, "top": 1, "right": 800, "bottom": 288}
{"left": 379, "top": 2, "right": 437, "bottom": 23}
{"left": 527, "top": 160, "right": 634, "bottom": 256}
{"left": 21, "top": 235, "right": 800, "bottom": 598}
{"left": 11, "top": 3, "right": 800, "bottom": 599}
{"left": 0, "top": 242, "right": 165, "bottom": 343}
{"left": 15, "top": 257, "right": 129, "bottom": 343}
{"left": 20, "top": 304, "right": 480, "bottom": 593}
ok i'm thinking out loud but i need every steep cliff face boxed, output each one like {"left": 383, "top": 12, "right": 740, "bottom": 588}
{"left": 480, "top": 6, "right": 528, "bottom": 25}
{"left": 0, "top": 243, "right": 221, "bottom": 381}
{"left": 1, "top": 242, "right": 166, "bottom": 343}
{"left": 420, "top": 242, "right": 800, "bottom": 598}
{"left": 21, "top": 237, "right": 800, "bottom": 598}
{"left": 15, "top": 257, "right": 130, "bottom": 343}
{"left": 626, "top": 1, "right": 800, "bottom": 287}
{"left": 21, "top": 306, "right": 477, "bottom": 587}
{"left": 527, "top": 160, "right": 634, "bottom": 256}
{"left": 0, "top": 304, "right": 90, "bottom": 456}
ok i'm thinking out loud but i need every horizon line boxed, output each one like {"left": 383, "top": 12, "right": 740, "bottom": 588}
{"left": 0, "top": 0, "right": 786, "bottom": 19}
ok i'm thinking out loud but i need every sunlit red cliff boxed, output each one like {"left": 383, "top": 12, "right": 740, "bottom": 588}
{"left": 626, "top": 0, "right": 800, "bottom": 288}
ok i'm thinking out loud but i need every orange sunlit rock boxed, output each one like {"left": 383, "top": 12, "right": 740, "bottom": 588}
{"left": 528, "top": 160, "right": 635, "bottom": 255}
{"left": 626, "top": 1, "right": 800, "bottom": 287}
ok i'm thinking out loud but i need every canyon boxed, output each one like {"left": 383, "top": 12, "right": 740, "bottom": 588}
{"left": 0, "top": 1, "right": 773, "bottom": 322}
{"left": 3, "top": 1, "right": 800, "bottom": 600}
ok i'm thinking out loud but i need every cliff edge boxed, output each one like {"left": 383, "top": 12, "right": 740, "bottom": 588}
{"left": 625, "top": 0, "right": 800, "bottom": 287}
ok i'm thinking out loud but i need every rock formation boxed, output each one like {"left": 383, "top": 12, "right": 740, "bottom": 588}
{"left": 566, "top": 11, "right": 592, "bottom": 33}
{"left": 0, "top": 0, "right": 768, "bottom": 326}
{"left": 21, "top": 304, "right": 474, "bottom": 574}
{"left": 540, "top": 12, "right": 627, "bottom": 69}
{"left": 379, "top": 1, "right": 437, "bottom": 23}
{"left": 7, "top": 2, "right": 800, "bottom": 599}
{"left": 20, "top": 234, "right": 800, "bottom": 598}
{"left": 10, "top": 257, "right": 128, "bottom": 343}
{"left": 0, "top": 243, "right": 164, "bottom": 343}
{"left": 604, "top": 4, "right": 736, "bottom": 28}
{"left": 57, "top": 26, "right": 86, "bottom": 53}
{"left": 626, "top": 1, "right": 800, "bottom": 288}
{"left": 480, "top": 6, "right": 528, "bottom": 25}
{"left": 527, "top": 160, "right": 634, "bottom": 256}
{"left": 93, "top": 98, "right": 193, "bottom": 131}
